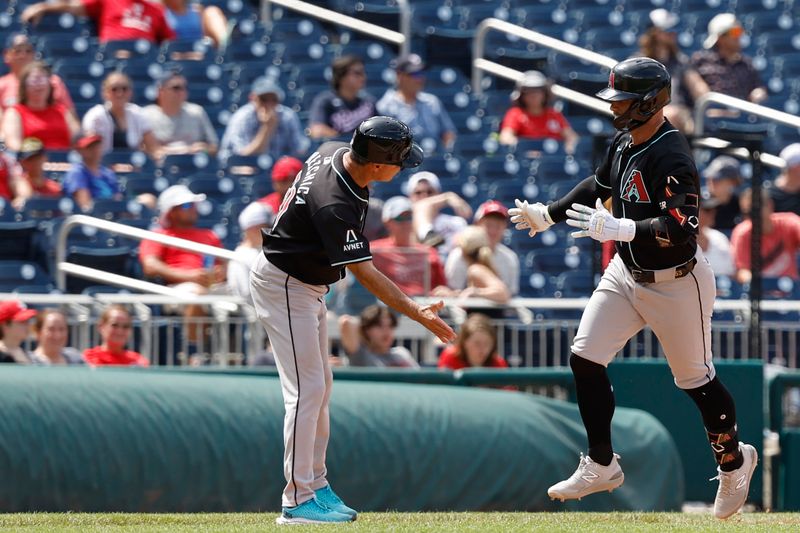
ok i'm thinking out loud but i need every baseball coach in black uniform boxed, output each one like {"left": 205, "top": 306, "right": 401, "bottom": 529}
{"left": 510, "top": 58, "right": 756, "bottom": 519}
{"left": 250, "top": 116, "right": 456, "bottom": 525}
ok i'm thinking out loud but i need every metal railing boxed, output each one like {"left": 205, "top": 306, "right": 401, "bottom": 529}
{"left": 55, "top": 215, "right": 247, "bottom": 311}
{"left": 260, "top": 0, "right": 411, "bottom": 56}
{"left": 470, "top": 17, "right": 787, "bottom": 169}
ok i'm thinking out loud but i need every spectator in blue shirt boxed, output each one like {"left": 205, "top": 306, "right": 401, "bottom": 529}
{"left": 376, "top": 54, "right": 456, "bottom": 151}
{"left": 63, "top": 133, "right": 121, "bottom": 212}
{"left": 218, "top": 77, "right": 308, "bottom": 164}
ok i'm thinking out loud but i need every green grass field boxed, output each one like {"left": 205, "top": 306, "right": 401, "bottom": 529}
{"left": 2, "top": 513, "right": 800, "bottom": 532}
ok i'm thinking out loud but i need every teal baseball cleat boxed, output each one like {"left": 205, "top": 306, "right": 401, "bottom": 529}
{"left": 314, "top": 485, "right": 358, "bottom": 520}
{"left": 275, "top": 497, "right": 353, "bottom": 525}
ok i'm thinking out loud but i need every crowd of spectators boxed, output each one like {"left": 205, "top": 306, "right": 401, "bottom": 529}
{"left": 0, "top": 3, "right": 798, "bottom": 370}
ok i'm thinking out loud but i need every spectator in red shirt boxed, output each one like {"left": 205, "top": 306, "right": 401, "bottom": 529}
{"left": 16, "top": 137, "right": 62, "bottom": 200}
{"left": 139, "top": 184, "right": 224, "bottom": 343}
{"left": 0, "top": 299, "right": 36, "bottom": 364}
{"left": 22, "top": 0, "right": 176, "bottom": 45}
{"left": 370, "top": 196, "right": 448, "bottom": 296}
{"left": 0, "top": 62, "right": 79, "bottom": 152}
{"left": 499, "top": 70, "right": 578, "bottom": 154}
{"left": 731, "top": 187, "right": 800, "bottom": 283}
{"left": 83, "top": 304, "right": 148, "bottom": 366}
{"left": 437, "top": 313, "right": 507, "bottom": 370}
{"left": 258, "top": 156, "right": 303, "bottom": 214}
{"left": 0, "top": 33, "right": 74, "bottom": 121}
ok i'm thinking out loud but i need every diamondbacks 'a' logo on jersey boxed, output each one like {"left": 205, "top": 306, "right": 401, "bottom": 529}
{"left": 620, "top": 170, "right": 651, "bottom": 203}
{"left": 345, "top": 229, "right": 358, "bottom": 243}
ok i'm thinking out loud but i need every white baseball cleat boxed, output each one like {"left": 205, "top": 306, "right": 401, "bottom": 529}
{"left": 712, "top": 442, "right": 758, "bottom": 520}
{"left": 548, "top": 453, "right": 625, "bottom": 502}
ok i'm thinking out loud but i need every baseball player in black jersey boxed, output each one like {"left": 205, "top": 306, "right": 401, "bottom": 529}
{"left": 250, "top": 116, "right": 456, "bottom": 525}
{"left": 510, "top": 58, "right": 757, "bottom": 519}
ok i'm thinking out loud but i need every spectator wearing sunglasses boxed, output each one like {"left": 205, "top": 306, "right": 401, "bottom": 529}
{"left": 683, "top": 13, "right": 766, "bottom": 106}
{"left": 218, "top": 76, "right": 307, "bottom": 163}
{"left": 144, "top": 71, "right": 218, "bottom": 157}
{"left": 0, "top": 33, "right": 74, "bottom": 120}
{"left": 308, "top": 55, "right": 376, "bottom": 139}
{"left": 81, "top": 72, "right": 161, "bottom": 158}
{"left": 139, "top": 185, "right": 224, "bottom": 344}
{"left": 369, "top": 196, "right": 448, "bottom": 297}
{"left": 83, "top": 305, "right": 148, "bottom": 366}
{"left": 376, "top": 54, "right": 456, "bottom": 151}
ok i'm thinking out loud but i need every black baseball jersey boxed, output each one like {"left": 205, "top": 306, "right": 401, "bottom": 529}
{"left": 550, "top": 120, "right": 700, "bottom": 270}
{"left": 262, "top": 142, "right": 372, "bottom": 285}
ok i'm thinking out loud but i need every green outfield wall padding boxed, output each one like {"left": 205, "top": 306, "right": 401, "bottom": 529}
{"left": 606, "top": 360, "right": 763, "bottom": 504}
{"left": 0, "top": 367, "right": 682, "bottom": 512}
{"left": 779, "top": 429, "right": 800, "bottom": 511}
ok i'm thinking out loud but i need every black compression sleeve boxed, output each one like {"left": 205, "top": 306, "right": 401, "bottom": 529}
{"left": 547, "top": 176, "right": 610, "bottom": 223}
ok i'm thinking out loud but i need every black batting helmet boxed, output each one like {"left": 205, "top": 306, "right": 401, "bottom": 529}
{"left": 596, "top": 57, "right": 671, "bottom": 132}
{"left": 350, "top": 116, "right": 423, "bottom": 168}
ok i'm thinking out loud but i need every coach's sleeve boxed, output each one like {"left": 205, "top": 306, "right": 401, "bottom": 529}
{"left": 312, "top": 205, "right": 372, "bottom": 267}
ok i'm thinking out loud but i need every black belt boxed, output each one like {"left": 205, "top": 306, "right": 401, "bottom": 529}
{"left": 629, "top": 258, "right": 697, "bottom": 283}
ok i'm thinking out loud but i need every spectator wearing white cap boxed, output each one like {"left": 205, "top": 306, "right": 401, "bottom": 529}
{"left": 370, "top": 196, "right": 448, "bottom": 297}
{"left": 770, "top": 143, "right": 800, "bottom": 216}
{"left": 498, "top": 70, "right": 578, "bottom": 153}
{"left": 376, "top": 54, "right": 456, "bottom": 151}
{"left": 405, "top": 171, "right": 470, "bottom": 257}
{"left": 218, "top": 76, "right": 307, "bottom": 163}
{"left": 683, "top": 13, "right": 766, "bottom": 107}
{"left": 227, "top": 202, "right": 273, "bottom": 301}
{"left": 445, "top": 200, "right": 520, "bottom": 295}
{"left": 139, "top": 185, "right": 224, "bottom": 343}
{"left": 636, "top": 9, "right": 693, "bottom": 133}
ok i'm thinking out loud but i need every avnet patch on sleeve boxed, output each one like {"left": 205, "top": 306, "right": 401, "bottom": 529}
{"left": 313, "top": 204, "right": 372, "bottom": 267}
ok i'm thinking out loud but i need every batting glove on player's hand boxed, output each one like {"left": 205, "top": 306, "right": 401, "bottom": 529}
{"left": 566, "top": 198, "right": 636, "bottom": 243}
{"left": 509, "top": 199, "right": 554, "bottom": 237}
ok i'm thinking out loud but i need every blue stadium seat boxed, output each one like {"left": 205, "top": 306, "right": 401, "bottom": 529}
{"left": 22, "top": 197, "right": 75, "bottom": 220}
{"left": 65, "top": 246, "right": 133, "bottom": 294}
{"left": 162, "top": 153, "right": 220, "bottom": 177}
{"left": 89, "top": 199, "right": 146, "bottom": 221}
{"left": 182, "top": 175, "right": 243, "bottom": 203}
{"left": 0, "top": 220, "right": 41, "bottom": 262}
{"left": 0, "top": 260, "right": 53, "bottom": 292}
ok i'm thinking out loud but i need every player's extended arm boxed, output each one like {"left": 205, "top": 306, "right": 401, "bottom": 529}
{"left": 347, "top": 260, "right": 456, "bottom": 343}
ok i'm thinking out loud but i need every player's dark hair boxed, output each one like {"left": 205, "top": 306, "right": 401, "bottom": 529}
{"left": 358, "top": 305, "right": 397, "bottom": 341}
{"left": 455, "top": 313, "right": 498, "bottom": 367}
{"left": 332, "top": 55, "right": 364, "bottom": 92}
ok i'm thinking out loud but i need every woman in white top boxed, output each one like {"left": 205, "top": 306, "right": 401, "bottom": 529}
{"left": 81, "top": 72, "right": 160, "bottom": 158}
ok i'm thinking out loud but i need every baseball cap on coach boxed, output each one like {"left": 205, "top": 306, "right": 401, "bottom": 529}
{"left": 350, "top": 116, "right": 423, "bottom": 168}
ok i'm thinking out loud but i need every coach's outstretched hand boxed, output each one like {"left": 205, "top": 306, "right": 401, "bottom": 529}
{"left": 416, "top": 301, "right": 456, "bottom": 343}
{"left": 509, "top": 199, "right": 554, "bottom": 237}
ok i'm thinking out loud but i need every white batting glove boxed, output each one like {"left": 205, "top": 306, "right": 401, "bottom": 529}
{"left": 509, "top": 199, "right": 554, "bottom": 237}
{"left": 566, "top": 198, "right": 636, "bottom": 242}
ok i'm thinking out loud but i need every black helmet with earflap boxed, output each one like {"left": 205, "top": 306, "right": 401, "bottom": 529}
{"left": 350, "top": 116, "right": 423, "bottom": 168}
{"left": 596, "top": 57, "right": 671, "bottom": 132}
